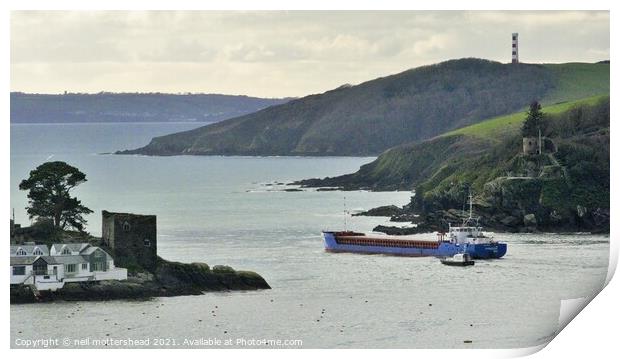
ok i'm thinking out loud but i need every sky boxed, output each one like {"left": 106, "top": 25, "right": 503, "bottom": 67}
{"left": 10, "top": 11, "right": 610, "bottom": 98}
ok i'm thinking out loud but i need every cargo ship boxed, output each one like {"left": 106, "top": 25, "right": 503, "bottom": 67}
{"left": 322, "top": 194, "right": 507, "bottom": 259}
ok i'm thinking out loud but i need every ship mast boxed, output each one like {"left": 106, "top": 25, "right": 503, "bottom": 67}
{"left": 469, "top": 192, "right": 473, "bottom": 220}
{"left": 343, "top": 196, "right": 347, "bottom": 231}
{"left": 461, "top": 191, "right": 473, "bottom": 226}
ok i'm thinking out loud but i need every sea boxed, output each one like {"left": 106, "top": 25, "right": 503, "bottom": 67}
{"left": 10, "top": 122, "right": 610, "bottom": 349}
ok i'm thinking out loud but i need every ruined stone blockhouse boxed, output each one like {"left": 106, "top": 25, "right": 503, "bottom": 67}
{"left": 102, "top": 211, "right": 157, "bottom": 271}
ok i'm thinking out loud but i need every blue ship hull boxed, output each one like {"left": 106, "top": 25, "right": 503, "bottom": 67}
{"left": 322, "top": 231, "right": 507, "bottom": 259}
{"left": 466, "top": 242, "right": 508, "bottom": 259}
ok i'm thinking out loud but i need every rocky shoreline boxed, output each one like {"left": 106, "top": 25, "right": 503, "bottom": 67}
{"left": 10, "top": 258, "right": 270, "bottom": 304}
{"left": 358, "top": 205, "right": 609, "bottom": 236}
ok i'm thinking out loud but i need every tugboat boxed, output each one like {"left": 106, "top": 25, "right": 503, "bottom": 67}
{"left": 440, "top": 253, "right": 475, "bottom": 266}
{"left": 322, "top": 193, "right": 507, "bottom": 259}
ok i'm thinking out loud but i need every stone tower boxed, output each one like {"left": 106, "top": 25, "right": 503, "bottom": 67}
{"left": 512, "top": 33, "right": 519, "bottom": 64}
{"left": 523, "top": 135, "right": 556, "bottom": 155}
{"left": 522, "top": 137, "right": 540, "bottom": 155}
{"left": 102, "top": 211, "right": 157, "bottom": 271}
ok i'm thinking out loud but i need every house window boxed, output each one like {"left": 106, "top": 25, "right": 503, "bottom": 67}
{"left": 82, "top": 263, "right": 88, "bottom": 270}
{"left": 62, "top": 247, "right": 71, "bottom": 255}
{"left": 33, "top": 247, "right": 44, "bottom": 256}
{"left": 16, "top": 248, "right": 27, "bottom": 256}
{"left": 91, "top": 262, "right": 106, "bottom": 271}
{"left": 33, "top": 262, "right": 47, "bottom": 275}
{"left": 123, "top": 221, "right": 131, "bottom": 232}
{"left": 144, "top": 239, "right": 151, "bottom": 247}
{"left": 65, "top": 264, "right": 77, "bottom": 273}
{"left": 12, "top": 266, "right": 26, "bottom": 275}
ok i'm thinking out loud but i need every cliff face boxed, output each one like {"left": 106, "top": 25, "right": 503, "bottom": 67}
{"left": 117, "top": 60, "right": 609, "bottom": 157}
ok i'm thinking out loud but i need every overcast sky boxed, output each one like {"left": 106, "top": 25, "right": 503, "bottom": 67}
{"left": 10, "top": 11, "right": 609, "bottom": 98}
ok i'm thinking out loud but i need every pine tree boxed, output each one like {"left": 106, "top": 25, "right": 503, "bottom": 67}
{"left": 19, "top": 161, "right": 93, "bottom": 232}
{"left": 521, "top": 101, "right": 547, "bottom": 137}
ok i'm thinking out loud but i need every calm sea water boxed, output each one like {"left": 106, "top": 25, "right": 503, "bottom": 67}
{"left": 10, "top": 123, "right": 609, "bottom": 349}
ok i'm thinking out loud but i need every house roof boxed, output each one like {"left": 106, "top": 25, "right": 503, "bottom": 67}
{"left": 81, "top": 246, "right": 114, "bottom": 261}
{"left": 52, "top": 255, "right": 88, "bottom": 265}
{"left": 80, "top": 246, "right": 98, "bottom": 255}
{"left": 10, "top": 256, "right": 38, "bottom": 265}
{"left": 10, "top": 255, "right": 59, "bottom": 265}
{"left": 51, "top": 243, "right": 91, "bottom": 254}
{"left": 11, "top": 243, "right": 114, "bottom": 265}
{"left": 39, "top": 256, "right": 60, "bottom": 265}
{"left": 10, "top": 245, "right": 49, "bottom": 257}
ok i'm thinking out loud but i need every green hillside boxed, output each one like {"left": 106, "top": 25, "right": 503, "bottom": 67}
{"left": 542, "top": 63, "right": 610, "bottom": 104}
{"left": 299, "top": 96, "right": 608, "bottom": 189}
{"left": 299, "top": 96, "right": 610, "bottom": 232}
{"left": 443, "top": 94, "right": 607, "bottom": 139}
{"left": 118, "top": 58, "right": 609, "bottom": 157}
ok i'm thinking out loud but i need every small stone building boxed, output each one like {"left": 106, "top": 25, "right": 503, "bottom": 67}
{"left": 522, "top": 137, "right": 540, "bottom": 155}
{"left": 102, "top": 211, "right": 157, "bottom": 271}
{"left": 522, "top": 137, "right": 556, "bottom": 155}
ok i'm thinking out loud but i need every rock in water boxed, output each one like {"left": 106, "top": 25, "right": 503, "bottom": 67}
{"left": 353, "top": 205, "right": 404, "bottom": 217}
{"left": 523, "top": 213, "right": 537, "bottom": 226}
{"left": 500, "top": 215, "right": 520, "bottom": 227}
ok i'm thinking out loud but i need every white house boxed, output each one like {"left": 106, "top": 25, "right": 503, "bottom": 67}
{"left": 50, "top": 243, "right": 90, "bottom": 256}
{"left": 10, "top": 244, "right": 49, "bottom": 257}
{"left": 10, "top": 243, "right": 127, "bottom": 291}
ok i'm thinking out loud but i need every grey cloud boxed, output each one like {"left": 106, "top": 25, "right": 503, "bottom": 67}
{"left": 10, "top": 10, "right": 609, "bottom": 97}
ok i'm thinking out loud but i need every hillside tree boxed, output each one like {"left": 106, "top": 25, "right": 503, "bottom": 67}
{"left": 19, "top": 161, "right": 93, "bottom": 232}
{"left": 521, "top": 101, "right": 548, "bottom": 137}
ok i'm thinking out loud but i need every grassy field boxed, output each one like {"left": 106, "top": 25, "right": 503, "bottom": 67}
{"left": 443, "top": 94, "right": 609, "bottom": 139}
{"left": 542, "top": 62, "right": 610, "bottom": 104}
{"left": 443, "top": 62, "right": 610, "bottom": 140}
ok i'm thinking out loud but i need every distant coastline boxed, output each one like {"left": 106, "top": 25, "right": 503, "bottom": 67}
{"left": 10, "top": 92, "right": 292, "bottom": 124}
{"left": 11, "top": 121, "right": 209, "bottom": 125}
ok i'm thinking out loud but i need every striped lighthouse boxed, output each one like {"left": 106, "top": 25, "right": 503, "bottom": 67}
{"left": 511, "top": 33, "right": 519, "bottom": 64}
